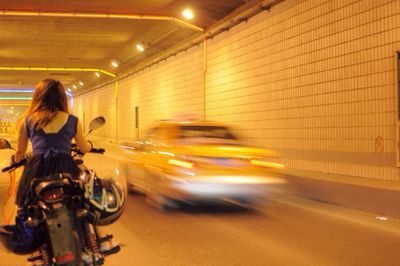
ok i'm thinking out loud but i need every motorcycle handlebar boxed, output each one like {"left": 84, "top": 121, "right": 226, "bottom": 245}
{"left": 71, "top": 145, "right": 105, "bottom": 156}
{"left": 2, "top": 146, "right": 105, "bottom": 172}
{"left": 2, "top": 158, "right": 27, "bottom": 173}
{"left": 89, "top": 148, "right": 105, "bottom": 154}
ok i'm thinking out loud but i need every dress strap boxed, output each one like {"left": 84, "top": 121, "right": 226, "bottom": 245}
{"left": 25, "top": 117, "right": 31, "bottom": 138}
{"left": 68, "top": 115, "right": 78, "bottom": 136}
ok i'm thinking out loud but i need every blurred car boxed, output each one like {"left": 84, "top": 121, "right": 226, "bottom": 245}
{"left": 0, "top": 138, "right": 21, "bottom": 224}
{"left": 120, "top": 120, "right": 286, "bottom": 209}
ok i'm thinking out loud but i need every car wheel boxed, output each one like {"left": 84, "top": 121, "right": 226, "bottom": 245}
{"left": 127, "top": 183, "right": 141, "bottom": 195}
{"left": 121, "top": 166, "right": 143, "bottom": 195}
{"left": 145, "top": 190, "right": 177, "bottom": 211}
{"left": 235, "top": 198, "right": 259, "bottom": 211}
{"left": 145, "top": 171, "right": 178, "bottom": 211}
{"left": 146, "top": 179, "right": 177, "bottom": 211}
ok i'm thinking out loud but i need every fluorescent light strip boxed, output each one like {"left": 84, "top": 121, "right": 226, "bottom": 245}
{"left": 0, "top": 89, "right": 33, "bottom": 93}
{"left": 0, "top": 103, "right": 29, "bottom": 106}
{"left": 0, "top": 96, "right": 32, "bottom": 100}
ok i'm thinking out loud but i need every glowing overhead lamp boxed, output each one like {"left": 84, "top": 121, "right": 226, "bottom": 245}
{"left": 136, "top": 43, "right": 145, "bottom": 52}
{"left": 72, "top": 85, "right": 77, "bottom": 89}
{"left": 95, "top": 72, "right": 101, "bottom": 77}
{"left": 79, "top": 81, "right": 84, "bottom": 86}
{"left": 182, "top": 8, "right": 194, "bottom": 20}
{"left": 111, "top": 61, "right": 119, "bottom": 68}
{"left": 67, "top": 88, "right": 72, "bottom": 92}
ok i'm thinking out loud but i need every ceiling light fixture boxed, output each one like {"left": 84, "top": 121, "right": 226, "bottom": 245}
{"left": 67, "top": 88, "right": 72, "bottom": 92}
{"left": 72, "top": 85, "right": 77, "bottom": 89}
{"left": 111, "top": 61, "right": 119, "bottom": 68}
{"left": 182, "top": 8, "right": 194, "bottom": 20}
{"left": 136, "top": 43, "right": 145, "bottom": 52}
{"left": 95, "top": 72, "right": 100, "bottom": 77}
{"left": 79, "top": 81, "right": 84, "bottom": 86}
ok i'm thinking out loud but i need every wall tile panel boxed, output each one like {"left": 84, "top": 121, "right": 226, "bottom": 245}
{"left": 75, "top": 0, "right": 400, "bottom": 180}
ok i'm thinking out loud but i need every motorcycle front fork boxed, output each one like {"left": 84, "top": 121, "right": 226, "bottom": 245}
{"left": 82, "top": 223, "right": 104, "bottom": 266}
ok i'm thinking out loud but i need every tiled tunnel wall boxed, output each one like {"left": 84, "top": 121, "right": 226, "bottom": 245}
{"left": 74, "top": 0, "right": 400, "bottom": 181}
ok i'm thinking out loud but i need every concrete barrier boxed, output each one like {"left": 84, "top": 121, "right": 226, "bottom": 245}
{"left": 271, "top": 168, "right": 400, "bottom": 218}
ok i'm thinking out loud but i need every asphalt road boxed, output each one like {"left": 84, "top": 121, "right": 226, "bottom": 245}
{"left": 104, "top": 192, "right": 400, "bottom": 266}
{"left": 0, "top": 152, "right": 399, "bottom": 265}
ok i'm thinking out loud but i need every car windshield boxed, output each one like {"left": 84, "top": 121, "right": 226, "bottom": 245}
{"left": 176, "top": 125, "right": 239, "bottom": 145}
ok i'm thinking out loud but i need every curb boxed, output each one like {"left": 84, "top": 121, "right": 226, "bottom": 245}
{"left": 272, "top": 170, "right": 400, "bottom": 219}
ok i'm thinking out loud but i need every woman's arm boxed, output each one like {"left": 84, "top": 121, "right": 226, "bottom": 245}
{"left": 15, "top": 121, "right": 29, "bottom": 162}
{"left": 74, "top": 120, "right": 92, "bottom": 153}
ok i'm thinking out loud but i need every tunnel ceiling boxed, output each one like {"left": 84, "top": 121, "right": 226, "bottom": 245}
{"left": 0, "top": 0, "right": 264, "bottom": 94}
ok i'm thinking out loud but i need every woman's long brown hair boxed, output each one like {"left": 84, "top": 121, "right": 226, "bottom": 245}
{"left": 26, "top": 79, "right": 69, "bottom": 129}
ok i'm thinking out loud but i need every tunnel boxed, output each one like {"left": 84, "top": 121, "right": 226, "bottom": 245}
{"left": 0, "top": 1, "right": 399, "bottom": 265}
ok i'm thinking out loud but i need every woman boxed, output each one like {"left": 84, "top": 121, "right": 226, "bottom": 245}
{"left": 15, "top": 79, "right": 91, "bottom": 206}
{"left": 12, "top": 79, "right": 118, "bottom": 262}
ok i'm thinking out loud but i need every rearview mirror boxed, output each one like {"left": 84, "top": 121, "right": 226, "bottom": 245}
{"left": 84, "top": 116, "right": 106, "bottom": 137}
{"left": 89, "top": 116, "right": 106, "bottom": 131}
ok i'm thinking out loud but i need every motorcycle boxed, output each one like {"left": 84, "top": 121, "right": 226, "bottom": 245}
{"left": 0, "top": 116, "right": 126, "bottom": 266}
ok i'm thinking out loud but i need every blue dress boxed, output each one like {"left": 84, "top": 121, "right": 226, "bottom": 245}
{"left": 16, "top": 114, "right": 80, "bottom": 207}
